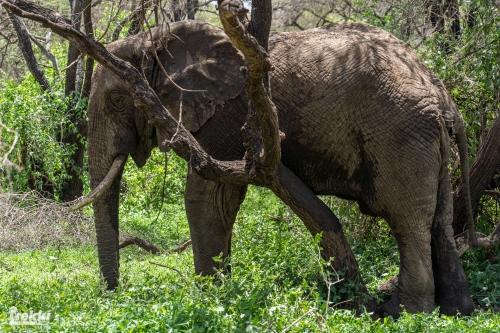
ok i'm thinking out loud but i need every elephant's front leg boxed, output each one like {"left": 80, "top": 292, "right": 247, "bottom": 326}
{"left": 185, "top": 170, "right": 248, "bottom": 275}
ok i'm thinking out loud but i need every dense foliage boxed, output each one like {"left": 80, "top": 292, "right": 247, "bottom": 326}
{"left": 0, "top": 73, "right": 87, "bottom": 196}
{"left": 0, "top": 0, "right": 499, "bottom": 331}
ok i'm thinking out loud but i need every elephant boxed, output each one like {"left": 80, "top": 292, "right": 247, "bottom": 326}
{"left": 85, "top": 20, "right": 475, "bottom": 317}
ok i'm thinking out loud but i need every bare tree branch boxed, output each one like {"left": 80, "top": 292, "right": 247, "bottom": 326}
{"left": 27, "top": 31, "right": 61, "bottom": 80}
{"left": 111, "top": 0, "right": 153, "bottom": 41}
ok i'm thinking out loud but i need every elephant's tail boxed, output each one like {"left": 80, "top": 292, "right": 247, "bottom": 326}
{"left": 454, "top": 115, "right": 478, "bottom": 247}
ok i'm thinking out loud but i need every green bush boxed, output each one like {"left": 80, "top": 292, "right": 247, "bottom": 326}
{"left": 0, "top": 74, "right": 86, "bottom": 197}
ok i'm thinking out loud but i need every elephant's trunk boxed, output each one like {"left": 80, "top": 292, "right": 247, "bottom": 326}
{"left": 87, "top": 85, "right": 130, "bottom": 289}
{"left": 89, "top": 151, "right": 127, "bottom": 289}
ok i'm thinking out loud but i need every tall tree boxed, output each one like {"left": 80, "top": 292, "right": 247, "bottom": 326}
{"left": 61, "top": 0, "right": 86, "bottom": 201}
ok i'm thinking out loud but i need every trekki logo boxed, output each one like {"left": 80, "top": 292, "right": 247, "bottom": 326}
{"left": 9, "top": 307, "right": 51, "bottom": 326}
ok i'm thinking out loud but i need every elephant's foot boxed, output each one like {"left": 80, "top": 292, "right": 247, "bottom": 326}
{"left": 363, "top": 299, "right": 381, "bottom": 320}
{"left": 435, "top": 281, "right": 475, "bottom": 316}
{"left": 379, "top": 287, "right": 436, "bottom": 318}
{"left": 379, "top": 291, "right": 403, "bottom": 319}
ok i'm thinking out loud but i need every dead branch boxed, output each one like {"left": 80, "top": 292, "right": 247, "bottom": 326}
{"left": 7, "top": 11, "right": 51, "bottom": 91}
{"left": 119, "top": 236, "right": 161, "bottom": 253}
{"left": 456, "top": 221, "right": 500, "bottom": 261}
{"left": 118, "top": 237, "right": 192, "bottom": 254}
{"left": 166, "top": 239, "right": 193, "bottom": 254}
{"left": 0, "top": 119, "right": 21, "bottom": 191}
{"left": 0, "top": 119, "right": 20, "bottom": 170}
{"left": 280, "top": 308, "right": 316, "bottom": 333}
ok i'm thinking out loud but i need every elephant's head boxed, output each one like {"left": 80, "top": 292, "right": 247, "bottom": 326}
{"left": 87, "top": 21, "right": 247, "bottom": 289}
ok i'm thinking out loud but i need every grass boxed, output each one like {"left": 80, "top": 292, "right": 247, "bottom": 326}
{"left": 0, "top": 151, "right": 499, "bottom": 332}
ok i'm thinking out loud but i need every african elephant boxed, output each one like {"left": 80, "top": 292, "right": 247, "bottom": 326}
{"left": 86, "top": 20, "right": 475, "bottom": 317}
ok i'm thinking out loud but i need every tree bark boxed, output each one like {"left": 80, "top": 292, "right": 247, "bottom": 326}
{"left": 453, "top": 115, "right": 500, "bottom": 236}
{"left": 7, "top": 12, "right": 50, "bottom": 91}
{"left": 172, "top": 0, "right": 182, "bottom": 21}
{"left": 61, "top": 0, "right": 85, "bottom": 202}
{"left": 81, "top": 0, "right": 93, "bottom": 99}
{"left": 126, "top": 0, "right": 144, "bottom": 37}
{"left": 187, "top": 0, "right": 198, "bottom": 20}
{"left": 247, "top": 0, "right": 272, "bottom": 52}
{"left": 448, "top": 0, "right": 461, "bottom": 37}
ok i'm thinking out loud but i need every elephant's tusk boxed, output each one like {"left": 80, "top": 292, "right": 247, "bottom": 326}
{"left": 69, "top": 155, "right": 127, "bottom": 211}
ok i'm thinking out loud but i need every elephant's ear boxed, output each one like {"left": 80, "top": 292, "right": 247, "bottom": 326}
{"left": 152, "top": 21, "right": 247, "bottom": 132}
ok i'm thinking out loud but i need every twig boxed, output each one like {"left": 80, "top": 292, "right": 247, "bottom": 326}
{"left": 111, "top": 0, "right": 154, "bottom": 41}
{"left": 484, "top": 190, "right": 500, "bottom": 198}
{"left": 332, "top": 298, "right": 352, "bottom": 308}
{"left": 149, "top": 261, "right": 188, "bottom": 284}
{"left": 166, "top": 239, "right": 192, "bottom": 254}
{"left": 280, "top": 308, "right": 316, "bottom": 333}
{"left": 60, "top": 53, "right": 83, "bottom": 72}
{"left": 0, "top": 120, "right": 20, "bottom": 169}
{"left": 28, "top": 32, "right": 62, "bottom": 80}
{"left": 141, "top": 0, "right": 206, "bottom": 94}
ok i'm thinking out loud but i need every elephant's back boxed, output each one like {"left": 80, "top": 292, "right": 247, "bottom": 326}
{"left": 269, "top": 23, "right": 446, "bottom": 201}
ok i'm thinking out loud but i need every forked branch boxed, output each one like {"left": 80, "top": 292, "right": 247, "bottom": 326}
{"left": 218, "top": 0, "right": 281, "bottom": 169}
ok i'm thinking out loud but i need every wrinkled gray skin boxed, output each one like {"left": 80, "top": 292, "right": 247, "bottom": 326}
{"left": 89, "top": 20, "right": 474, "bottom": 317}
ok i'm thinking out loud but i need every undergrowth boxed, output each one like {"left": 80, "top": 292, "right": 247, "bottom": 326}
{"left": 0, "top": 151, "right": 499, "bottom": 331}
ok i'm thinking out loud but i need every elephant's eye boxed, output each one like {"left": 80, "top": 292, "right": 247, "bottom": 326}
{"left": 106, "top": 90, "right": 130, "bottom": 112}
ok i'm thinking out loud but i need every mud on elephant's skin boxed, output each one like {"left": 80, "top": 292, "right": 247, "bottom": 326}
{"left": 86, "top": 20, "right": 475, "bottom": 317}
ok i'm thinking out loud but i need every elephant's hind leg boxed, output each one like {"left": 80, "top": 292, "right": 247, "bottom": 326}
{"left": 431, "top": 167, "right": 475, "bottom": 315}
{"left": 381, "top": 214, "right": 436, "bottom": 316}
{"left": 377, "top": 178, "right": 438, "bottom": 316}
{"left": 185, "top": 170, "right": 247, "bottom": 276}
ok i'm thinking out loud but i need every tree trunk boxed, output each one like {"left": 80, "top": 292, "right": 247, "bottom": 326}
{"left": 81, "top": 0, "right": 93, "bottom": 99}
{"left": 126, "top": 0, "right": 142, "bottom": 36}
{"left": 247, "top": 0, "right": 273, "bottom": 94}
{"left": 172, "top": 0, "right": 182, "bottom": 21}
{"left": 248, "top": 0, "right": 272, "bottom": 52}
{"left": 453, "top": 116, "right": 500, "bottom": 235}
{"left": 187, "top": 0, "right": 198, "bottom": 20}
{"left": 8, "top": 12, "right": 54, "bottom": 197}
{"left": 61, "top": 0, "right": 85, "bottom": 202}
{"left": 426, "top": 0, "right": 461, "bottom": 53}
{"left": 448, "top": 0, "right": 461, "bottom": 37}
{"left": 7, "top": 12, "right": 51, "bottom": 91}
